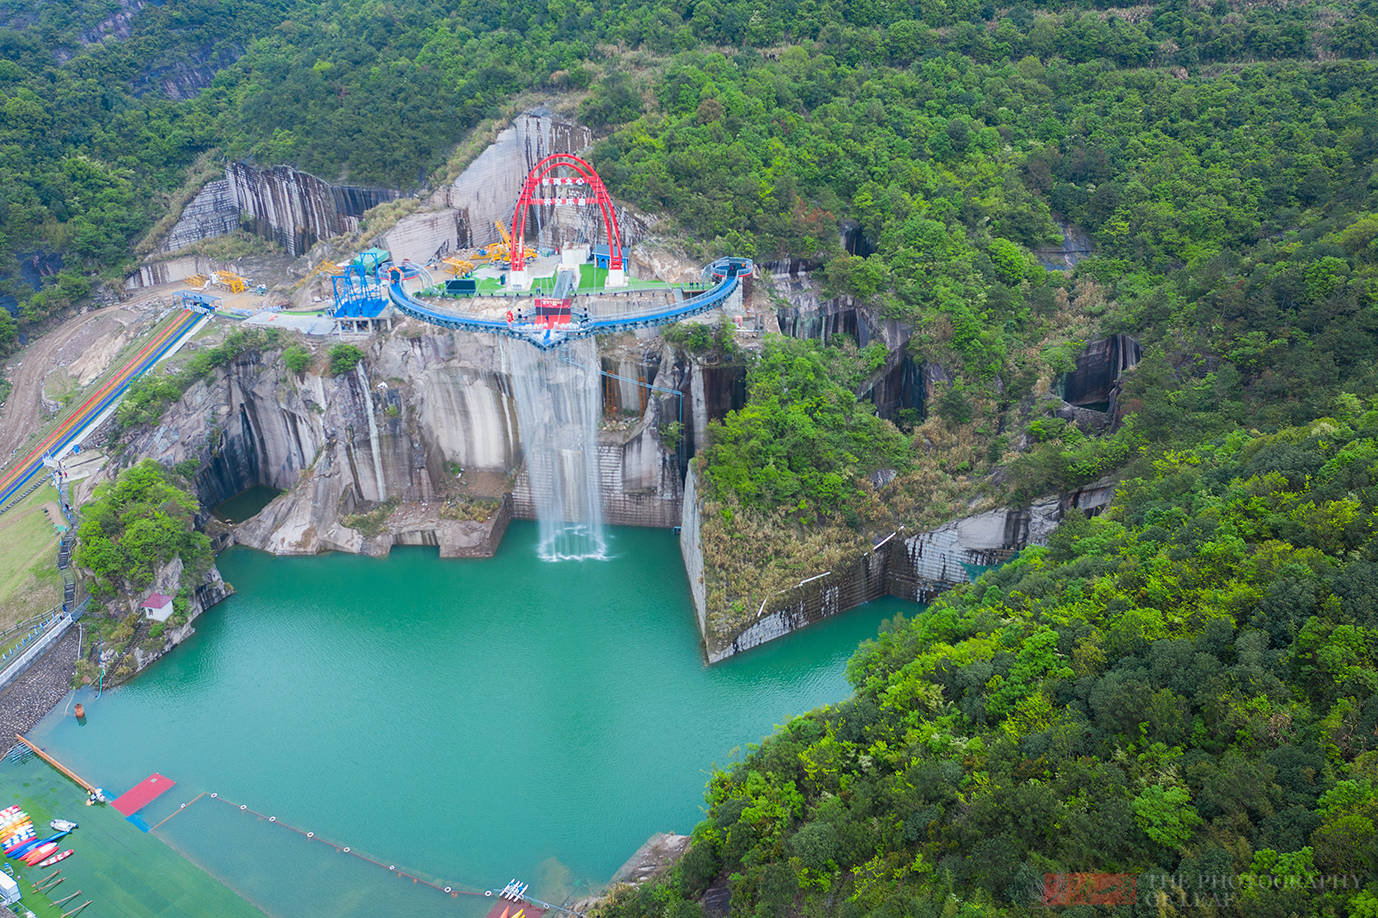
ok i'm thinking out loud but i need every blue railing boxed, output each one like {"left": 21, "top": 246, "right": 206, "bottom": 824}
{"left": 0, "top": 610, "right": 66, "bottom": 667}
{"left": 385, "top": 258, "right": 748, "bottom": 350}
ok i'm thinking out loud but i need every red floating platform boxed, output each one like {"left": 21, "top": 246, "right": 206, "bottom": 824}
{"left": 111, "top": 773, "right": 176, "bottom": 816}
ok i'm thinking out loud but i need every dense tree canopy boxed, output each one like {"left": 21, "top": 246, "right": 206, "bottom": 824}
{"left": 1, "top": 0, "right": 1375, "bottom": 347}
{"left": 598, "top": 408, "right": 1378, "bottom": 916}
{"left": 703, "top": 338, "right": 903, "bottom": 524}
{"left": 74, "top": 459, "right": 211, "bottom": 598}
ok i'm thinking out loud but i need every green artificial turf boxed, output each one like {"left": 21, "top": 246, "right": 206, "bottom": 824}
{"left": 1, "top": 756, "right": 266, "bottom": 918}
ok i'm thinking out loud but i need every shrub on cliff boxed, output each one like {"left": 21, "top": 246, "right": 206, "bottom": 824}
{"left": 75, "top": 460, "right": 211, "bottom": 599}
{"left": 283, "top": 345, "right": 311, "bottom": 374}
{"left": 327, "top": 344, "right": 365, "bottom": 376}
{"left": 116, "top": 328, "right": 281, "bottom": 430}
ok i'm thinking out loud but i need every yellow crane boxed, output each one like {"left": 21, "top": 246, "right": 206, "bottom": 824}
{"left": 481, "top": 220, "right": 536, "bottom": 265}
{"left": 311, "top": 261, "right": 348, "bottom": 278}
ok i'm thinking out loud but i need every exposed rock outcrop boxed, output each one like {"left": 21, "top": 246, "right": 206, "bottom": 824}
{"left": 112, "top": 323, "right": 704, "bottom": 554}
{"left": 228, "top": 162, "right": 400, "bottom": 257}
{"left": 1057, "top": 334, "right": 1142, "bottom": 417}
{"left": 118, "top": 554, "right": 232, "bottom": 677}
{"left": 682, "top": 477, "right": 1107, "bottom": 662}
{"left": 160, "top": 179, "right": 241, "bottom": 253}
{"left": 770, "top": 262, "right": 922, "bottom": 420}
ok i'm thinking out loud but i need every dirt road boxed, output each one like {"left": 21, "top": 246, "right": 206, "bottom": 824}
{"left": 0, "top": 291, "right": 179, "bottom": 463}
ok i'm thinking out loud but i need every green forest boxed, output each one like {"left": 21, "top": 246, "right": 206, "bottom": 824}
{"left": 74, "top": 459, "right": 211, "bottom": 598}
{"left": 3, "top": 0, "right": 1378, "bottom": 912}
{"left": 0, "top": 0, "right": 1375, "bottom": 345}
{"left": 598, "top": 412, "right": 1378, "bottom": 916}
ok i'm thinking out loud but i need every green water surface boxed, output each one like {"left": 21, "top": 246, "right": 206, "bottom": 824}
{"left": 25, "top": 523, "right": 918, "bottom": 915}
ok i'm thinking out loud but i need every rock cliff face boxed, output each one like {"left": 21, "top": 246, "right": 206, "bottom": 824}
{"left": 387, "top": 109, "right": 649, "bottom": 264}
{"left": 116, "top": 324, "right": 723, "bottom": 555}
{"left": 150, "top": 109, "right": 647, "bottom": 274}
{"left": 1057, "top": 334, "right": 1142, "bottom": 417}
{"left": 684, "top": 490, "right": 1068, "bottom": 663}
{"left": 770, "top": 261, "right": 923, "bottom": 421}
{"left": 134, "top": 46, "right": 242, "bottom": 100}
{"left": 159, "top": 179, "right": 241, "bottom": 253}
{"left": 228, "top": 162, "right": 400, "bottom": 257}
{"left": 148, "top": 162, "right": 400, "bottom": 264}
{"left": 434, "top": 110, "right": 594, "bottom": 251}
{"left": 682, "top": 474, "right": 1125, "bottom": 662}
{"left": 125, "top": 555, "right": 232, "bottom": 677}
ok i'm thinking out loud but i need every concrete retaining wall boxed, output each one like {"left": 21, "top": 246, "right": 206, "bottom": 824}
{"left": 0, "top": 613, "right": 74, "bottom": 695}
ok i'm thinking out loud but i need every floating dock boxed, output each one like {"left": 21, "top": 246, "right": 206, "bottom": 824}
{"left": 111, "top": 773, "right": 176, "bottom": 816}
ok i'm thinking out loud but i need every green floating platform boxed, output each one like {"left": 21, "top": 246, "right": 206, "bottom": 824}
{"left": 0, "top": 755, "right": 266, "bottom": 918}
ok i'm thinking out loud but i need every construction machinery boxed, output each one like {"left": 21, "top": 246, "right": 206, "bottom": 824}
{"left": 481, "top": 220, "right": 536, "bottom": 266}
{"left": 441, "top": 256, "right": 475, "bottom": 276}
{"left": 311, "top": 261, "right": 348, "bottom": 278}
{"left": 213, "top": 270, "right": 247, "bottom": 294}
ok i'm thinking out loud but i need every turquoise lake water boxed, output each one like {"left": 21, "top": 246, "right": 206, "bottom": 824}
{"left": 26, "top": 523, "right": 918, "bottom": 916}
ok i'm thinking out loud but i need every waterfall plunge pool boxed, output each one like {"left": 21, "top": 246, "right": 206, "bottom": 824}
{"left": 27, "top": 523, "right": 920, "bottom": 916}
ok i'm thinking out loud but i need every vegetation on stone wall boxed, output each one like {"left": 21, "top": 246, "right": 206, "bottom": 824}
{"left": 282, "top": 344, "right": 311, "bottom": 374}
{"left": 326, "top": 343, "right": 365, "bottom": 376}
{"left": 703, "top": 337, "right": 899, "bottom": 525}
{"left": 115, "top": 327, "right": 281, "bottom": 431}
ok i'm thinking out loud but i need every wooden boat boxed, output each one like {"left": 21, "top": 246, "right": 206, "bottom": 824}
{"left": 37, "top": 849, "right": 72, "bottom": 868}
{"left": 21, "top": 841, "right": 58, "bottom": 865}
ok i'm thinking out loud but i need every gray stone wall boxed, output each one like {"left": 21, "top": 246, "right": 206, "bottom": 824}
{"left": 690, "top": 496, "right": 1068, "bottom": 663}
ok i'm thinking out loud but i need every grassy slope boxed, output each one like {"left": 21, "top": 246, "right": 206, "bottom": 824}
{"left": 0, "top": 485, "right": 63, "bottom": 633}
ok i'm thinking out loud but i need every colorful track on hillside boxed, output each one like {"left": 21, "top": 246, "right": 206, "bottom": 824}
{"left": 0, "top": 308, "right": 202, "bottom": 510}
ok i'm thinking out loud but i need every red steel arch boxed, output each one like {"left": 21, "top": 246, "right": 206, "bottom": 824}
{"left": 510, "top": 153, "right": 623, "bottom": 274}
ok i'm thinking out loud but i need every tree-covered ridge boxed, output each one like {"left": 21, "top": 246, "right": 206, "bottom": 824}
{"left": 595, "top": 54, "right": 1378, "bottom": 377}
{"left": 598, "top": 408, "right": 1378, "bottom": 916}
{"left": 648, "top": 48, "right": 1377, "bottom": 620}
{"left": 1, "top": 0, "right": 1374, "bottom": 346}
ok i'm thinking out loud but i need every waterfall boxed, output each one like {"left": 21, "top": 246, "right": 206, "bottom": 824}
{"left": 504, "top": 338, "right": 607, "bottom": 560}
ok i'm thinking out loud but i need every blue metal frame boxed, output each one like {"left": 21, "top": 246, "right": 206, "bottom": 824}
{"left": 385, "top": 258, "right": 749, "bottom": 351}
{"left": 176, "top": 290, "right": 222, "bottom": 313}
{"left": 332, "top": 265, "right": 390, "bottom": 319}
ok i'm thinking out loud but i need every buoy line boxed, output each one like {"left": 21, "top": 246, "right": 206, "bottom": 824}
{"left": 159, "top": 792, "right": 489, "bottom": 900}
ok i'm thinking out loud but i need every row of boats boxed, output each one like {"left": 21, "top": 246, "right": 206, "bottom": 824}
{"left": 1, "top": 806, "right": 77, "bottom": 869}
{"left": 499, "top": 878, "right": 529, "bottom": 900}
